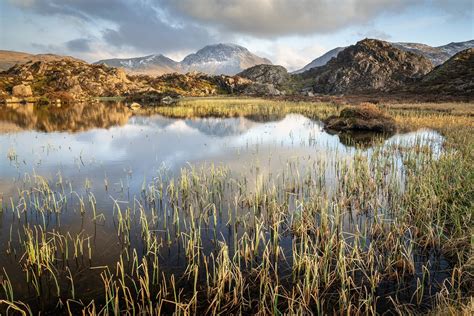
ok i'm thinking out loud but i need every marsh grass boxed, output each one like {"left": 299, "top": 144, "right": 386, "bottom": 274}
{"left": 0, "top": 98, "right": 472, "bottom": 315}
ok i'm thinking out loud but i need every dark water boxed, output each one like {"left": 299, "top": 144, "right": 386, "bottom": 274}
{"left": 0, "top": 102, "right": 450, "bottom": 313}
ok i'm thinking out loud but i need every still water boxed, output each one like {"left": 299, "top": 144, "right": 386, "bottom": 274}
{"left": 0, "top": 102, "right": 447, "bottom": 312}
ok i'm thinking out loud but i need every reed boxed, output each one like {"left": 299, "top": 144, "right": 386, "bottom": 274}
{"left": 0, "top": 99, "right": 472, "bottom": 315}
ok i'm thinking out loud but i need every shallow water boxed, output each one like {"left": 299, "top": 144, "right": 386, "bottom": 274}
{"left": 0, "top": 102, "right": 449, "bottom": 313}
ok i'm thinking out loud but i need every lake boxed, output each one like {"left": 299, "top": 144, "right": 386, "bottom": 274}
{"left": 0, "top": 102, "right": 450, "bottom": 314}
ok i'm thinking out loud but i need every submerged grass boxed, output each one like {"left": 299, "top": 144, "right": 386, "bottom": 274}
{"left": 0, "top": 98, "right": 472, "bottom": 315}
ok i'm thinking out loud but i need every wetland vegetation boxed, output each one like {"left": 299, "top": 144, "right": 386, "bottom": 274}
{"left": 0, "top": 97, "right": 472, "bottom": 315}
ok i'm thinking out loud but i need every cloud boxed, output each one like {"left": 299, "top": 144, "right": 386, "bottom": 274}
{"left": 260, "top": 43, "right": 327, "bottom": 71}
{"left": 8, "top": 0, "right": 218, "bottom": 54}
{"left": 159, "top": 0, "right": 417, "bottom": 37}
{"left": 65, "top": 38, "right": 91, "bottom": 52}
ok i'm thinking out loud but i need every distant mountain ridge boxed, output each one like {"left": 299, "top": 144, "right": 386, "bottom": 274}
{"left": 97, "top": 54, "right": 180, "bottom": 76}
{"left": 295, "top": 40, "right": 474, "bottom": 73}
{"left": 95, "top": 43, "right": 271, "bottom": 76}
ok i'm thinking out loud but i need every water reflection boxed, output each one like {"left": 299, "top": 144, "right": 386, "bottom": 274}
{"left": 0, "top": 102, "right": 132, "bottom": 133}
{"left": 0, "top": 102, "right": 447, "bottom": 313}
{"left": 0, "top": 104, "right": 443, "bottom": 210}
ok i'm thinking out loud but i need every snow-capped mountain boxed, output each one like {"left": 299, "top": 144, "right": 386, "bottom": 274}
{"left": 95, "top": 43, "right": 271, "bottom": 76}
{"left": 295, "top": 40, "right": 474, "bottom": 73}
{"left": 95, "top": 54, "right": 181, "bottom": 75}
{"left": 393, "top": 40, "right": 474, "bottom": 65}
{"left": 181, "top": 44, "right": 271, "bottom": 75}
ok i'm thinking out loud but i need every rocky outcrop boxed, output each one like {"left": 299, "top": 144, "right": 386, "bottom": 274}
{"left": 238, "top": 65, "right": 289, "bottom": 86}
{"left": 299, "top": 39, "right": 433, "bottom": 94}
{"left": 237, "top": 64, "right": 291, "bottom": 95}
{"left": 0, "top": 59, "right": 143, "bottom": 101}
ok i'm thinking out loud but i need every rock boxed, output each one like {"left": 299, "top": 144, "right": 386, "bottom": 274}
{"left": 128, "top": 102, "right": 141, "bottom": 109}
{"left": 115, "top": 68, "right": 129, "bottom": 82}
{"left": 12, "top": 84, "right": 33, "bottom": 97}
{"left": 324, "top": 103, "right": 396, "bottom": 133}
{"left": 161, "top": 96, "right": 177, "bottom": 105}
{"left": 243, "top": 83, "right": 281, "bottom": 96}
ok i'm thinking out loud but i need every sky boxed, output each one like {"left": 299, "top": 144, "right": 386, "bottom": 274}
{"left": 1, "top": 0, "right": 473, "bottom": 71}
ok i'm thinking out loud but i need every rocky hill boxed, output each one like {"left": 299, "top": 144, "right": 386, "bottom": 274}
{"left": 295, "top": 40, "right": 473, "bottom": 72}
{"left": 408, "top": 48, "right": 474, "bottom": 96}
{"left": 0, "top": 50, "right": 83, "bottom": 72}
{"left": 299, "top": 39, "right": 433, "bottom": 94}
{"left": 238, "top": 65, "right": 289, "bottom": 86}
{"left": 237, "top": 64, "right": 292, "bottom": 95}
{"left": 96, "top": 43, "right": 271, "bottom": 76}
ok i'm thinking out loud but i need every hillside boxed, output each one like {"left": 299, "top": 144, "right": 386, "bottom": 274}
{"left": 298, "top": 39, "right": 433, "bottom": 94}
{"left": 409, "top": 48, "right": 474, "bottom": 96}
{"left": 0, "top": 50, "right": 83, "bottom": 71}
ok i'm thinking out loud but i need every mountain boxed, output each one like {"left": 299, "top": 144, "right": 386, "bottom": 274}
{"left": 409, "top": 48, "right": 474, "bottom": 96}
{"left": 180, "top": 43, "right": 271, "bottom": 75}
{"left": 0, "top": 50, "right": 83, "bottom": 72}
{"left": 393, "top": 40, "right": 474, "bottom": 66}
{"left": 295, "top": 40, "right": 473, "bottom": 72}
{"left": 95, "top": 54, "right": 181, "bottom": 75}
{"left": 96, "top": 43, "right": 272, "bottom": 76}
{"left": 299, "top": 39, "right": 433, "bottom": 94}
{"left": 293, "top": 47, "right": 345, "bottom": 74}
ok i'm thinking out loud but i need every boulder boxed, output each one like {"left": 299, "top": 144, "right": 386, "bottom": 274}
{"left": 238, "top": 64, "right": 290, "bottom": 86}
{"left": 12, "top": 84, "right": 33, "bottom": 97}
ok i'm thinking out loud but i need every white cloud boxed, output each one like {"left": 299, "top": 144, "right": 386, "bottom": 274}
{"left": 262, "top": 43, "right": 327, "bottom": 71}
